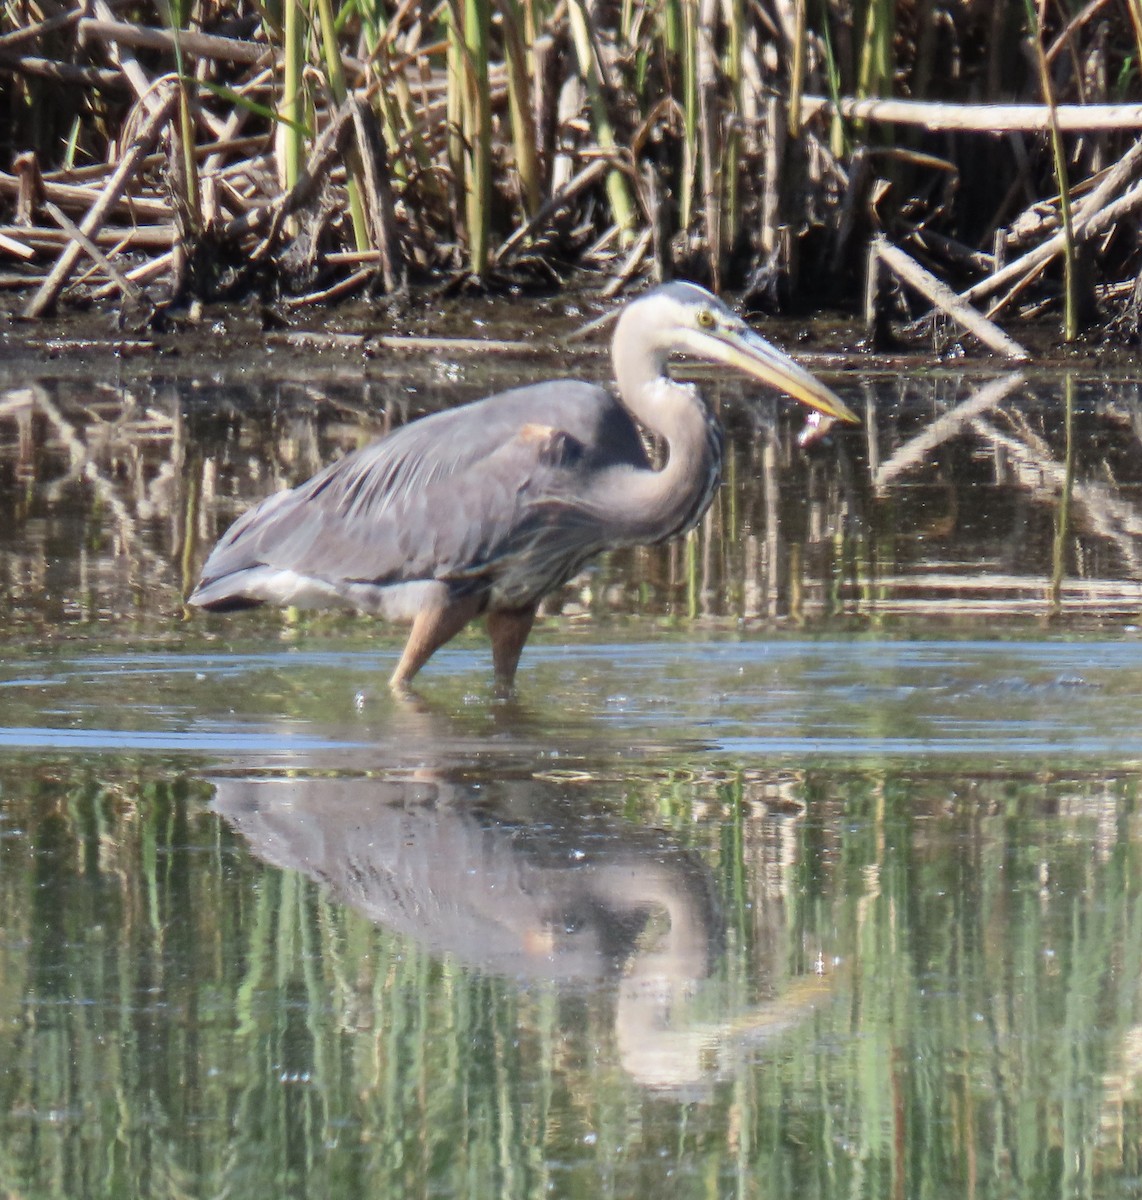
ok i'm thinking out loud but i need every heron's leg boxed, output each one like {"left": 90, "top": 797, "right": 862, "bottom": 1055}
{"left": 389, "top": 593, "right": 482, "bottom": 691}
{"left": 486, "top": 605, "right": 537, "bottom": 689}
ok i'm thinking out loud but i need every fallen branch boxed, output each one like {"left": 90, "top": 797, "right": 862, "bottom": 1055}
{"left": 964, "top": 139, "right": 1142, "bottom": 308}
{"left": 493, "top": 158, "right": 610, "bottom": 266}
{"left": 77, "top": 18, "right": 272, "bottom": 67}
{"left": 43, "top": 200, "right": 153, "bottom": 317}
{"left": 873, "top": 238, "right": 1031, "bottom": 360}
{"left": 0, "top": 52, "right": 126, "bottom": 91}
{"left": 801, "top": 96, "right": 1142, "bottom": 132}
{"left": 0, "top": 172, "right": 171, "bottom": 221}
{"left": 24, "top": 87, "right": 177, "bottom": 318}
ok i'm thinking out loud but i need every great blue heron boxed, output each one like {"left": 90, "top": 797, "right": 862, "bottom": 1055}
{"left": 188, "top": 282, "right": 858, "bottom": 690}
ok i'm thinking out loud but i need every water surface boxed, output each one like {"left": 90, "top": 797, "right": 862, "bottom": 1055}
{"left": 2, "top": 347, "right": 1142, "bottom": 1198}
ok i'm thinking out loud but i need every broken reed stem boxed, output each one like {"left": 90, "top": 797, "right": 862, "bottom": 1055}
{"left": 24, "top": 87, "right": 178, "bottom": 318}
{"left": 314, "top": 0, "right": 371, "bottom": 254}
{"left": 566, "top": 0, "right": 637, "bottom": 245}
{"left": 874, "top": 237, "right": 1031, "bottom": 360}
{"left": 963, "top": 142, "right": 1142, "bottom": 309}
{"left": 799, "top": 96, "right": 1142, "bottom": 131}
{"left": 42, "top": 199, "right": 152, "bottom": 313}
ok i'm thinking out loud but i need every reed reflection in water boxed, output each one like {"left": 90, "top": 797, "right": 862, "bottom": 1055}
{"left": 3, "top": 356, "right": 1142, "bottom": 1198}
{"left": 3, "top": 363, "right": 1142, "bottom": 643}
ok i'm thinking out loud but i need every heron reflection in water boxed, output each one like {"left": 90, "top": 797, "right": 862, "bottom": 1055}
{"left": 189, "top": 282, "right": 858, "bottom": 690}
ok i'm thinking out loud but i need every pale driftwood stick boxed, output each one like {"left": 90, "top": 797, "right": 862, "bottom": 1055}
{"left": 24, "top": 88, "right": 176, "bottom": 318}
{"left": 0, "top": 231, "right": 35, "bottom": 261}
{"left": 371, "top": 335, "right": 546, "bottom": 354}
{"left": 964, "top": 140, "right": 1142, "bottom": 305}
{"left": 875, "top": 238, "right": 1031, "bottom": 361}
{"left": 493, "top": 158, "right": 609, "bottom": 266}
{"left": 78, "top": 18, "right": 271, "bottom": 66}
{"left": 42, "top": 201, "right": 152, "bottom": 314}
{"left": 92, "top": 250, "right": 175, "bottom": 299}
{"left": 981, "top": 178, "right": 1142, "bottom": 313}
{"left": 89, "top": 0, "right": 157, "bottom": 112}
{"left": 0, "top": 53, "right": 126, "bottom": 90}
{"left": 1, "top": 224, "right": 174, "bottom": 248}
{"left": 601, "top": 226, "right": 653, "bottom": 298}
{"left": 801, "top": 96, "right": 1142, "bottom": 131}
{"left": 281, "top": 268, "right": 374, "bottom": 308}
{"left": 349, "top": 96, "right": 403, "bottom": 293}
{"left": 875, "top": 372, "right": 1027, "bottom": 491}
{"left": 984, "top": 181, "right": 1142, "bottom": 318}
{"left": 0, "top": 172, "right": 170, "bottom": 221}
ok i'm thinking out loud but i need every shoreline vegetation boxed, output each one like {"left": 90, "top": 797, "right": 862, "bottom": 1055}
{"left": 2, "top": 0, "right": 1142, "bottom": 350}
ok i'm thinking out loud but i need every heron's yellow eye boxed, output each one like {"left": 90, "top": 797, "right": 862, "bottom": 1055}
{"left": 696, "top": 308, "right": 716, "bottom": 330}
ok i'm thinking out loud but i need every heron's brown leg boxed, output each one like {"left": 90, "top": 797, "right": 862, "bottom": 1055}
{"left": 486, "top": 605, "right": 537, "bottom": 689}
{"left": 389, "top": 593, "right": 482, "bottom": 691}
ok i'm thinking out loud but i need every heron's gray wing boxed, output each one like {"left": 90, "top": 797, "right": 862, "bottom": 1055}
{"left": 192, "top": 381, "right": 646, "bottom": 604}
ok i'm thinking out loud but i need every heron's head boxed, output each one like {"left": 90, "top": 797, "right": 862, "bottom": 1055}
{"left": 617, "top": 282, "right": 859, "bottom": 425}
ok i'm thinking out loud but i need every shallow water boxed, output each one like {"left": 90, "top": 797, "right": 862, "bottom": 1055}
{"left": 2, "top": 346, "right": 1142, "bottom": 1199}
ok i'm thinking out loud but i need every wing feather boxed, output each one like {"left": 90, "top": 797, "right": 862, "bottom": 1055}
{"left": 191, "top": 380, "right": 648, "bottom": 609}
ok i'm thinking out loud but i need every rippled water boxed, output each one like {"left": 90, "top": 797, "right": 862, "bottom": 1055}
{"left": 2, "top": 347, "right": 1142, "bottom": 1199}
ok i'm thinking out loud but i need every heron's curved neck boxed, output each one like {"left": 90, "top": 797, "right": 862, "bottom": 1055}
{"left": 606, "top": 327, "right": 723, "bottom": 544}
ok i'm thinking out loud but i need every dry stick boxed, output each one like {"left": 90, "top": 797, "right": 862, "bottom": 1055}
{"left": 42, "top": 201, "right": 152, "bottom": 315}
{"left": 88, "top": 0, "right": 159, "bottom": 113}
{"left": 875, "top": 238, "right": 1031, "bottom": 361}
{"left": 986, "top": 183, "right": 1142, "bottom": 319}
{"left": 92, "top": 251, "right": 175, "bottom": 299}
{"left": 0, "top": 173, "right": 170, "bottom": 221}
{"left": 0, "top": 10, "right": 81, "bottom": 49}
{"left": 248, "top": 98, "right": 358, "bottom": 257}
{"left": 0, "top": 231, "right": 35, "bottom": 261}
{"left": 601, "top": 226, "right": 653, "bottom": 298}
{"left": 348, "top": 96, "right": 403, "bottom": 292}
{"left": 77, "top": 18, "right": 272, "bottom": 66}
{"left": 964, "top": 140, "right": 1142, "bottom": 306}
{"left": 493, "top": 158, "right": 610, "bottom": 266}
{"left": 874, "top": 372, "right": 1027, "bottom": 491}
{"left": 2, "top": 224, "right": 174, "bottom": 249}
{"left": 800, "top": 96, "right": 1142, "bottom": 131}
{"left": 24, "top": 89, "right": 176, "bottom": 319}
{"left": 0, "top": 53, "right": 127, "bottom": 90}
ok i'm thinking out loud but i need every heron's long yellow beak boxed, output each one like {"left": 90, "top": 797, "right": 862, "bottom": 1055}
{"left": 699, "top": 326, "right": 859, "bottom": 425}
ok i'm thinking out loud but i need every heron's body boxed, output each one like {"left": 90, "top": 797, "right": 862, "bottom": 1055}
{"left": 189, "top": 283, "right": 857, "bottom": 690}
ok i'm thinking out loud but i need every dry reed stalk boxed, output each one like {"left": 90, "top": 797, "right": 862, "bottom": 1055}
{"left": 565, "top": 0, "right": 637, "bottom": 244}
{"left": 800, "top": 96, "right": 1142, "bottom": 130}
{"left": 873, "top": 238, "right": 1031, "bottom": 360}
{"left": 0, "top": 53, "right": 127, "bottom": 90}
{"left": 77, "top": 19, "right": 272, "bottom": 66}
{"left": 493, "top": 158, "right": 610, "bottom": 266}
{"left": 24, "top": 87, "right": 178, "bottom": 318}
{"left": 697, "top": 0, "right": 721, "bottom": 287}
{"left": 42, "top": 200, "right": 153, "bottom": 316}
{"left": 963, "top": 139, "right": 1142, "bottom": 307}
{"left": 0, "top": 231, "right": 35, "bottom": 260}
{"left": 2, "top": 225, "right": 175, "bottom": 249}
{"left": 0, "top": 174, "right": 170, "bottom": 221}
